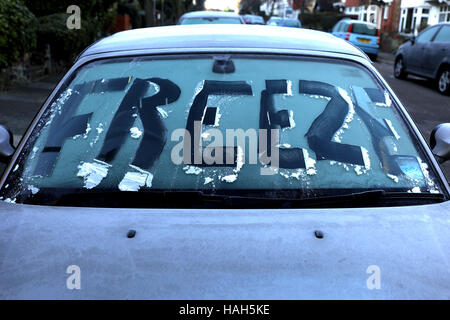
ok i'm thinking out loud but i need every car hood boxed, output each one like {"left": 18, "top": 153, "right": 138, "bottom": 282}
{"left": 0, "top": 201, "right": 449, "bottom": 299}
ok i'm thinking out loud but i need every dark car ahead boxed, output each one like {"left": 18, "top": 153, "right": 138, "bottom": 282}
{"left": 267, "top": 17, "right": 301, "bottom": 28}
{"left": 178, "top": 11, "right": 244, "bottom": 25}
{"left": 394, "top": 23, "right": 450, "bottom": 95}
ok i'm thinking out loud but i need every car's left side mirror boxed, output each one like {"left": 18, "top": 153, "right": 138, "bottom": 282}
{"left": 430, "top": 123, "right": 450, "bottom": 163}
{"left": 410, "top": 35, "right": 416, "bottom": 45}
{"left": 0, "top": 125, "right": 15, "bottom": 164}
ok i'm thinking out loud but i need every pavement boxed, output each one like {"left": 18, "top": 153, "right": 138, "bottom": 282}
{"left": 0, "top": 57, "right": 449, "bottom": 182}
{"left": 376, "top": 51, "right": 395, "bottom": 64}
{"left": 0, "top": 74, "right": 63, "bottom": 146}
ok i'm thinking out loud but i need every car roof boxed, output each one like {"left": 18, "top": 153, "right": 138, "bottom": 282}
{"left": 180, "top": 10, "right": 242, "bottom": 19}
{"left": 79, "top": 25, "right": 366, "bottom": 60}
{"left": 345, "top": 19, "right": 377, "bottom": 27}
{"left": 431, "top": 22, "right": 450, "bottom": 27}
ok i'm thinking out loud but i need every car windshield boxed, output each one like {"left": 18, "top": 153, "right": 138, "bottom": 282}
{"left": 0, "top": 55, "right": 444, "bottom": 207}
{"left": 352, "top": 23, "right": 377, "bottom": 36}
{"left": 180, "top": 17, "right": 242, "bottom": 24}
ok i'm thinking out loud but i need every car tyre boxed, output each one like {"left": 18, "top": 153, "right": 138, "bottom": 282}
{"left": 394, "top": 57, "right": 407, "bottom": 79}
{"left": 437, "top": 67, "right": 450, "bottom": 95}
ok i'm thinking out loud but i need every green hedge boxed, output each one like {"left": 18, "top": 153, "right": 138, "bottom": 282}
{"left": 36, "top": 13, "right": 101, "bottom": 62}
{"left": 301, "top": 12, "right": 357, "bottom": 32}
{"left": 0, "top": 0, "right": 37, "bottom": 67}
{"left": 24, "top": 0, "right": 117, "bottom": 18}
{"left": 28, "top": 0, "right": 117, "bottom": 62}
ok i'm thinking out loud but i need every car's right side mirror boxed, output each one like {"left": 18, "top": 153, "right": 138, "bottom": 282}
{"left": 0, "top": 125, "right": 15, "bottom": 164}
{"left": 410, "top": 35, "right": 416, "bottom": 45}
{"left": 430, "top": 123, "right": 450, "bottom": 163}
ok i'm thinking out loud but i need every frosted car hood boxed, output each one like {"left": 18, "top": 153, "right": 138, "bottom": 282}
{"left": 0, "top": 201, "right": 449, "bottom": 299}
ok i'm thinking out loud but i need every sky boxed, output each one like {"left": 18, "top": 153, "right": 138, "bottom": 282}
{"left": 204, "top": 0, "right": 240, "bottom": 12}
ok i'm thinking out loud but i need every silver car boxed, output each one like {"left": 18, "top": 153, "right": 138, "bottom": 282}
{"left": 178, "top": 11, "right": 244, "bottom": 25}
{"left": 1, "top": 25, "right": 450, "bottom": 299}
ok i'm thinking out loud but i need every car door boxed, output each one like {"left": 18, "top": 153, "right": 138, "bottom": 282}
{"left": 422, "top": 25, "right": 450, "bottom": 78}
{"left": 407, "top": 26, "right": 440, "bottom": 75}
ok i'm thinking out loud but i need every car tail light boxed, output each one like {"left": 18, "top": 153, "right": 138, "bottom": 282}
{"left": 345, "top": 24, "right": 353, "bottom": 41}
{"left": 377, "top": 29, "right": 380, "bottom": 45}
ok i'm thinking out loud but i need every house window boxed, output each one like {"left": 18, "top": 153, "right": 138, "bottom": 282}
{"left": 384, "top": 6, "right": 389, "bottom": 20}
{"left": 439, "top": 6, "right": 450, "bottom": 22}
{"left": 420, "top": 17, "right": 428, "bottom": 28}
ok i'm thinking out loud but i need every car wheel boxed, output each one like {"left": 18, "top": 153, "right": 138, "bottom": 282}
{"left": 437, "top": 67, "right": 450, "bottom": 95}
{"left": 394, "top": 57, "right": 407, "bottom": 79}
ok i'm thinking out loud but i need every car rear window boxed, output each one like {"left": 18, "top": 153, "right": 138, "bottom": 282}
{"left": 268, "top": 18, "right": 281, "bottom": 25}
{"left": 0, "top": 55, "right": 444, "bottom": 206}
{"left": 283, "top": 19, "right": 300, "bottom": 27}
{"left": 180, "top": 17, "right": 242, "bottom": 25}
{"left": 352, "top": 23, "right": 377, "bottom": 36}
{"left": 253, "top": 17, "right": 264, "bottom": 24}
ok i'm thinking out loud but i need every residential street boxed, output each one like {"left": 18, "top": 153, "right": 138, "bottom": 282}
{"left": 373, "top": 56, "right": 450, "bottom": 181}
{"left": 0, "top": 59, "right": 449, "bottom": 182}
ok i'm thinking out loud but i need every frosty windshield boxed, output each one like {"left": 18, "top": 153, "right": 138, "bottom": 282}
{"left": 0, "top": 55, "right": 443, "bottom": 205}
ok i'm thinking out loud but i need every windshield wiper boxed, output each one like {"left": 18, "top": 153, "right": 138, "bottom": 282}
{"left": 189, "top": 190, "right": 445, "bottom": 208}
{"left": 46, "top": 189, "right": 446, "bottom": 208}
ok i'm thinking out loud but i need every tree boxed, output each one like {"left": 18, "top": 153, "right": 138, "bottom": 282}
{"left": 144, "top": 0, "right": 155, "bottom": 26}
{"left": 142, "top": 0, "right": 194, "bottom": 26}
{"left": 239, "top": 0, "right": 262, "bottom": 15}
{"left": 24, "top": 0, "right": 117, "bottom": 18}
{"left": 0, "top": 0, "right": 37, "bottom": 67}
{"left": 195, "top": 0, "right": 205, "bottom": 11}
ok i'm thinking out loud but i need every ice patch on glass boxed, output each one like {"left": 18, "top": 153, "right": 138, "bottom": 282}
{"left": 77, "top": 159, "right": 111, "bottom": 189}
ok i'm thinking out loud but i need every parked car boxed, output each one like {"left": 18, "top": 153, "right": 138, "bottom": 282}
{"left": 267, "top": 16, "right": 302, "bottom": 28}
{"left": 1, "top": 25, "right": 450, "bottom": 299}
{"left": 178, "top": 11, "right": 244, "bottom": 25}
{"left": 331, "top": 19, "right": 379, "bottom": 61}
{"left": 394, "top": 23, "right": 450, "bottom": 95}
{"left": 243, "top": 14, "right": 265, "bottom": 25}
